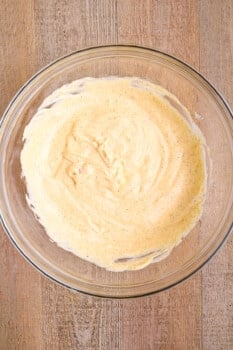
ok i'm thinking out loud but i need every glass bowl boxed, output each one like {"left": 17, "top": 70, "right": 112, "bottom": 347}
{"left": 0, "top": 45, "right": 233, "bottom": 298}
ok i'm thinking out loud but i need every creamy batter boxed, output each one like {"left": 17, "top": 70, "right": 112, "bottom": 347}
{"left": 20, "top": 77, "right": 206, "bottom": 271}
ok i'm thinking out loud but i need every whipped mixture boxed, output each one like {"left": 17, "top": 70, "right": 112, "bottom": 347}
{"left": 20, "top": 77, "right": 206, "bottom": 271}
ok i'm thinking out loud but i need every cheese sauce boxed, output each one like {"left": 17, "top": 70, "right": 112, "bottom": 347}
{"left": 20, "top": 77, "right": 206, "bottom": 271}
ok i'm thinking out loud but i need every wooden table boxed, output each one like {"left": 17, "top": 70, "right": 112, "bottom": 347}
{"left": 0, "top": 1, "right": 232, "bottom": 349}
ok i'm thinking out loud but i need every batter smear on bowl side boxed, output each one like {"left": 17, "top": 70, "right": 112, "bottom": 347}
{"left": 20, "top": 77, "right": 206, "bottom": 271}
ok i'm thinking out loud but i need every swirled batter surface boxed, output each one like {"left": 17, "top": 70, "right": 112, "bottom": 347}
{"left": 21, "top": 77, "right": 206, "bottom": 271}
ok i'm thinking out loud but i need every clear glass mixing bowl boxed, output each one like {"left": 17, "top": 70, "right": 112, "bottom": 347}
{"left": 0, "top": 45, "right": 232, "bottom": 298}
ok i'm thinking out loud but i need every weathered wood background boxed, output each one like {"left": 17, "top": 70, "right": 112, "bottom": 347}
{"left": 0, "top": 1, "right": 233, "bottom": 349}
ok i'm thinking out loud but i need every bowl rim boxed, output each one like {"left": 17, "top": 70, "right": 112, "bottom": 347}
{"left": 0, "top": 44, "right": 233, "bottom": 298}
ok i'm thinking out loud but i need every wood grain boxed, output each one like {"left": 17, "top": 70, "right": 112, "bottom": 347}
{"left": 200, "top": 2, "right": 233, "bottom": 349}
{"left": 0, "top": 1, "right": 232, "bottom": 349}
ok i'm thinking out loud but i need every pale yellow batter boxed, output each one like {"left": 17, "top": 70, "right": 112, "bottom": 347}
{"left": 20, "top": 77, "right": 206, "bottom": 271}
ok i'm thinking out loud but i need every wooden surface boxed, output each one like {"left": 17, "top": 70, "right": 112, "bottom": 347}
{"left": 0, "top": 1, "right": 233, "bottom": 349}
